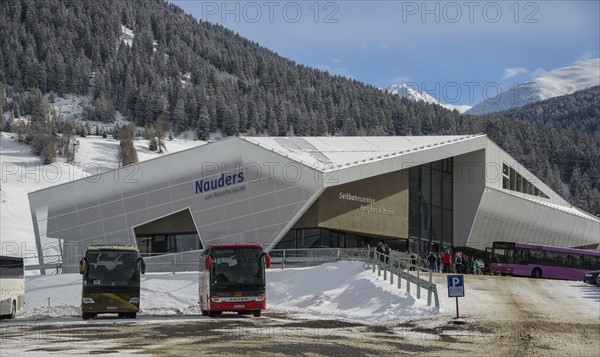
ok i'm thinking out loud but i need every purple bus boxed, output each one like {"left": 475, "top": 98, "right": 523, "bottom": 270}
{"left": 490, "top": 241, "right": 600, "bottom": 281}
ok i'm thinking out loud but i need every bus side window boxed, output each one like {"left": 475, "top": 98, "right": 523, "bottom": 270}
{"left": 567, "top": 254, "right": 583, "bottom": 268}
{"left": 515, "top": 249, "right": 528, "bottom": 264}
{"left": 529, "top": 250, "right": 543, "bottom": 265}
{"left": 583, "top": 256, "right": 600, "bottom": 270}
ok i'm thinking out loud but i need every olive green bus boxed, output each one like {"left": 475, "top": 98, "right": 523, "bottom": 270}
{"left": 79, "top": 246, "right": 145, "bottom": 320}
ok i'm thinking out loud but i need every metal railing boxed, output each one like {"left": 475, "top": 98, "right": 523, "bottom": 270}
{"left": 269, "top": 248, "right": 369, "bottom": 269}
{"left": 25, "top": 253, "right": 199, "bottom": 274}
{"left": 370, "top": 249, "right": 439, "bottom": 308}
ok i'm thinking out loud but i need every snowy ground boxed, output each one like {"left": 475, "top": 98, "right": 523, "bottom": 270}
{"left": 16, "top": 261, "right": 436, "bottom": 323}
{"left": 1, "top": 261, "right": 598, "bottom": 356}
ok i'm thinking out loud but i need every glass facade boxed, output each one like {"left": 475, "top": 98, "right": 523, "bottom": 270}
{"left": 274, "top": 228, "right": 407, "bottom": 250}
{"left": 409, "top": 158, "right": 453, "bottom": 253}
{"left": 136, "top": 233, "right": 201, "bottom": 255}
{"left": 502, "top": 163, "right": 549, "bottom": 198}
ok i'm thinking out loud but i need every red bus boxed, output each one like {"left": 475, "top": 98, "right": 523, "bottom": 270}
{"left": 490, "top": 241, "right": 600, "bottom": 281}
{"left": 199, "top": 244, "right": 271, "bottom": 317}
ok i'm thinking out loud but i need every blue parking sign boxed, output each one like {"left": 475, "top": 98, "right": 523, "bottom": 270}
{"left": 447, "top": 275, "right": 465, "bottom": 297}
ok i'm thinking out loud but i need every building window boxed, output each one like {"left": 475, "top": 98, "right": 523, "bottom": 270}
{"left": 409, "top": 159, "right": 452, "bottom": 252}
{"left": 136, "top": 233, "right": 200, "bottom": 255}
{"left": 502, "top": 163, "right": 549, "bottom": 198}
{"left": 274, "top": 228, "right": 389, "bottom": 250}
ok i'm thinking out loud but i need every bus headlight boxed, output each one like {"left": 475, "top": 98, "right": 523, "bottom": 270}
{"left": 128, "top": 297, "right": 140, "bottom": 304}
{"left": 255, "top": 294, "right": 265, "bottom": 302}
{"left": 82, "top": 298, "right": 95, "bottom": 304}
{"left": 211, "top": 296, "right": 222, "bottom": 303}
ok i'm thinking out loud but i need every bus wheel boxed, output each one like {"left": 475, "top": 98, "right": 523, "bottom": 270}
{"left": 82, "top": 313, "right": 92, "bottom": 320}
{"left": 201, "top": 309, "right": 208, "bottom": 316}
{"left": 9, "top": 301, "right": 16, "bottom": 319}
{"left": 532, "top": 268, "right": 542, "bottom": 279}
{"left": 253, "top": 310, "right": 261, "bottom": 317}
{"left": 208, "top": 310, "right": 216, "bottom": 318}
{"left": 127, "top": 312, "right": 137, "bottom": 319}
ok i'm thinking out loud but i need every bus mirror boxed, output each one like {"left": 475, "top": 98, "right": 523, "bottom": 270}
{"left": 265, "top": 254, "right": 271, "bottom": 269}
{"left": 140, "top": 258, "right": 146, "bottom": 275}
{"left": 205, "top": 256, "right": 212, "bottom": 270}
{"left": 79, "top": 259, "right": 85, "bottom": 275}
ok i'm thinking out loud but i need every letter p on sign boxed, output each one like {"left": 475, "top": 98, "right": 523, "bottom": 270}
{"left": 447, "top": 275, "right": 465, "bottom": 297}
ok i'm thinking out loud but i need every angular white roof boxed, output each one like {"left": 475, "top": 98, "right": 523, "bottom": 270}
{"left": 242, "top": 135, "right": 481, "bottom": 169}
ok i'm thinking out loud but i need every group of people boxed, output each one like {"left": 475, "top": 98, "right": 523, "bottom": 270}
{"left": 410, "top": 250, "right": 482, "bottom": 274}
{"left": 376, "top": 242, "right": 391, "bottom": 263}
{"left": 372, "top": 242, "right": 483, "bottom": 275}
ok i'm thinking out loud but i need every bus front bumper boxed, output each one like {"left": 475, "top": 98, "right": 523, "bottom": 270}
{"left": 209, "top": 296, "right": 266, "bottom": 312}
{"left": 81, "top": 293, "right": 140, "bottom": 313}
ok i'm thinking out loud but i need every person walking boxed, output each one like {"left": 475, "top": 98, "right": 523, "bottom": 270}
{"left": 469, "top": 257, "right": 476, "bottom": 274}
{"left": 427, "top": 251, "right": 437, "bottom": 272}
{"left": 384, "top": 244, "right": 391, "bottom": 264}
{"left": 410, "top": 251, "right": 417, "bottom": 271}
{"left": 461, "top": 252, "right": 468, "bottom": 274}
{"left": 442, "top": 250, "right": 452, "bottom": 273}
{"left": 376, "top": 242, "right": 385, "bottom": 262}
{"left": 455, "top": 252, "right": 463, "bottom": 274}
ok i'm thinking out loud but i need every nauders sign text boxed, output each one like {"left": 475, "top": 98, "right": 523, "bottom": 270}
{"left": 195, "top": 172, "right": 245, "bottom": 194}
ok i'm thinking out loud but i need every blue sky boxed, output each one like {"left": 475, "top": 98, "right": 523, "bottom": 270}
{"left": 171, "top": 1, "right": 600, "bottom": 105}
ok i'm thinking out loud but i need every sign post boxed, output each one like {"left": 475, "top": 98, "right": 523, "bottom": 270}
{"left": 447, "top": 275, "right": 465, "bottom": 319}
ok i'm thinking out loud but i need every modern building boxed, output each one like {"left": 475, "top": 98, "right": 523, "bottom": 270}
{"left": 28, "top": 135, "right": 600, "bottom": 273}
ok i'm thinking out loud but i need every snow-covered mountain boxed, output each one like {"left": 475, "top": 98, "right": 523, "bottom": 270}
{"left": 467, "top": 58, "right": 600, "bottom": 115}
{"left": 386, "top": 83, "right": 472, "bottom": 113}
{"left": 387, "top": 83, "right": 439, "bottom": 104}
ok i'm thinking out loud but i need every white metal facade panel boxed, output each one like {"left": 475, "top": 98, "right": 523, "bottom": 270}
{"left": 467, "top": 187, "right": 600, "bottom": 250}
{"left": 28, "top": 137, "right": 322, "bottom": 270}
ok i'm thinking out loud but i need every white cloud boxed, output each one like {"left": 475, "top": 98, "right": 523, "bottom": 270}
{"left": 529, "top": 68, "right": 547, "bottom": 79}
{"left": 502, "top": 67, "right": 528, "bottom": 80}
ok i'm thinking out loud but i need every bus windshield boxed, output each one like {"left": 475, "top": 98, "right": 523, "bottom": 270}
{"left": 84, "top": 251, "right": 140, "bottom": 288}
{"left": 0, "top": 257, "right": 24, "bottom": 279}
{"left": 491, "top": 242, "right": 515, "bottom": 264}
{"left": 210, "top": 248, "right": 264, "bottom": 288}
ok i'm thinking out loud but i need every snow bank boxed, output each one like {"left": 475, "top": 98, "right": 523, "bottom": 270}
{"left": 267, "top": 261, "right": 436, "bottom": 322}
{"left": 17, "top": 262, "right": 435, "bottom": 323}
